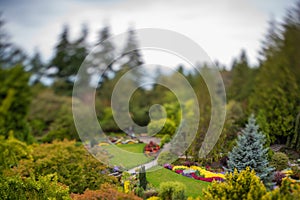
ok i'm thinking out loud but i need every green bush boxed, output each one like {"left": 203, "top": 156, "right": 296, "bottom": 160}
{"left": 160, "top": 134, "right": 171, "bottom": 148}
{"left": 157, "top": 151, "right": 177, "bottom": 165}
{"left": 0, "top": 174, "right": 70, "bottom": 200}
{"left": 7, "top": 140, "right": 116, "bottom": 194}
{"left": 147, "top": 118, "right": 176, "bottom": 137}
{"left": 159, "top": 181, "right": 186, "bottom": 200}
{"left": 203, "top": 167, "right": 267, "bottom": 200}
{"left": 270, "top": 152, "right": 289, "bottom": 171}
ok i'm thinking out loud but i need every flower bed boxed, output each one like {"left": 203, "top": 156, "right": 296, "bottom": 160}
{"left": 144, "top": 141, "right": 160, "bottom": 153}
{"left": 164, "top": 164, "right": 225, "bottom": 183}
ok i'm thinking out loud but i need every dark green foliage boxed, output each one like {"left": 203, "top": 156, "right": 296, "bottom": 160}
{"left": 227, "top": 115, "right": 274, "bottom": 185}
{"left": 0, "top": 65, "right": 33, "bottom": 143}
{"left": 139, "top": 165, "right": 147, "bottom": 190}
{"left": 250, "top": 60, "right": 298, "bottom": 145}
{"left": 228, "top": 50, "right": 255, "bottom": 103}
{"left": 270, "top": 152, "right": 289, "bottom": 171}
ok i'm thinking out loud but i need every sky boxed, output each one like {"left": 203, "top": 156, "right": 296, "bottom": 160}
{"left": 0, "top": 0, "right": 297, "bottom": 68}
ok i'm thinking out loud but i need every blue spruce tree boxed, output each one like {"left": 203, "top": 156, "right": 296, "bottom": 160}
{"left": 227, "top": 114, "right": 274, "bottom": 185}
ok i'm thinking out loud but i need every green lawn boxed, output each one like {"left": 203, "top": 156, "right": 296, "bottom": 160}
{"left": 147, "top": 167, "right": 210, "bottom": 198}
{"left": 103, "top": 143, "right": 153, "bottom": 170}
{"left": 117, "top": 143, "right": 146, "bottom": 153}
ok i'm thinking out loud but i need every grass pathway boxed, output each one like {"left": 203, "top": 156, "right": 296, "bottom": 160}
{"left": 147, "top": 166, "right": 210, "bottom": 198}
{"left": 102, "top": 143, "right": 154, "bottom": 170}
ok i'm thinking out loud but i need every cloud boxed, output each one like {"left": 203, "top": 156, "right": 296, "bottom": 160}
{"left": 0, "top": 0, "right": 296, "bottom": 67}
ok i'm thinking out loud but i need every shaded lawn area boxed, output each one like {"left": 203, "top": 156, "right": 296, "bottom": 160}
{"left": 147, "top": 167, "right": 210, "bottom": 198}
{"left": 103, "top": 143, "right": 154, "bottom": 170}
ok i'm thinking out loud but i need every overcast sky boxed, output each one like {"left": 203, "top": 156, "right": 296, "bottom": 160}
{"left": 0, "top": 0, "right": 297, "bottom": 68}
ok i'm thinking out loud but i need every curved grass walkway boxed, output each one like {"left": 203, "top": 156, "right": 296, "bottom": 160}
{"left": 102, "top": 143, "right": 154, "bottom": 170}
{"left": 147, "top": 166, "right": 210, "bottom": 198}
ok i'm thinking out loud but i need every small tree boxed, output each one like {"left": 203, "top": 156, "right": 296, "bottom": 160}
{"left": 139, "top": 165, "right": 147, "bottom": 190}
{"left": 227, "top": 115, "right": 274, "bottom": 185}
{"left": 270, "top": 152, "right": 289, "bottom": 171}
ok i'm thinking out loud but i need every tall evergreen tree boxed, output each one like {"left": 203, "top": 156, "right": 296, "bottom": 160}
{"left": 28, "top": 50, "right": 45, "bottom": 84}
{"left": 0, "top": 15, "right": 26, "bottom": 68}
{"left": 90, "top": 24, "right": 115, "bottom": 83}
{"left": 50, "top": 25, "right": 71, "bottom": 79}
{"left": 122, "top": 28, "right": 143, "bottom": 68}
{"left": 228, "top": 50, "right": 255, "bottom": 103}
{"left": 227, "top": 115, "right": 273, "bottom": 185}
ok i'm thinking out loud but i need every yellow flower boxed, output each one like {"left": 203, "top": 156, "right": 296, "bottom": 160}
{"left": 124, "top": 180, "right": 130, "bottom": 193}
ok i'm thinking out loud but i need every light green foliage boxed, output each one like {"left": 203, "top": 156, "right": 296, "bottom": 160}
{"left": 159, "top": 181, "right": 186, "bottom": 200}
{"left": 0, "top": 173, "right": 70, "bottom": 200}
{"left": 160, "top": 134, "right": 171, "bottom": 148}
{"left": 261, "top": 179, "right": 300, "bottom": 200}
{"left": 8, "top": 140, "right": 116, "bottom": 193}
{"left": 0, "top": 133, "right": 32, "bottom": 171}
{"left": 203, "top": 167, "right": 267, "bottom": 200}
{"left": 147, "top": 118, "right": 176, "bottom": 137}
{"left": 270, "top": 152, "right": 289, "bottom": 171}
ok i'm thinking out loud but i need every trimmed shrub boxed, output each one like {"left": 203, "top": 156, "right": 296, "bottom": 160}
{"left": 159, "top": 181, "right": 186, "bottom": 200}
{"left": 270, "top": 152, "right": 289, "bottom": 171}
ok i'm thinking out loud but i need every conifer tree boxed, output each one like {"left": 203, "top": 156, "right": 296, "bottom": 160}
{"left": 139, "top": 165, "right": 147, "bottom": 190}
{"left": 227, "top": 115, "right": 273, "bottom": 184}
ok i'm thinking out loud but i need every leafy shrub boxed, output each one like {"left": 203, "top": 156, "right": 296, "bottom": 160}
{"left": 160, "top": 134, "right": 171, "bottom": 148}
{"left": 0, "top": 134, "right": 32, "bottom": 171}
{"left": 270, "top": 152, "right": 289, "bottom": 171}
{"left": 71, "top": 183, "right": 142, "bottom": 200}
{"left": 134, "top": 187, "right": 144, "bottom": 198}
{"left": 7, "top": 140, "right": 117, "bottom": 193}
{"left": 159, "top": 181, "right": 186, "bottom": 200}
{"left": 147, "top": 118, "right": 176, "bottom": 137}
{"left": 203, "top": 167, "right": 267, "bottom": 200}
{"left": 0, "top": 173, "right": 70, "bottom": 200}
{"left": 157, "top": 151, "right": 177, "bottom": 165}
